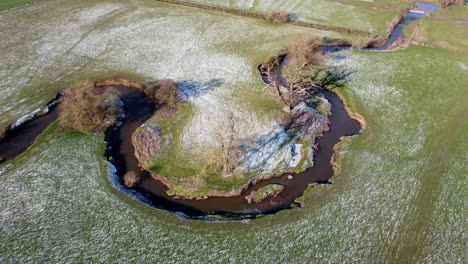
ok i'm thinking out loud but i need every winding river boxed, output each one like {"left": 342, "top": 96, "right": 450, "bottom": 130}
{"left": 0, "top": 3, "right": 437, "bottom": 219}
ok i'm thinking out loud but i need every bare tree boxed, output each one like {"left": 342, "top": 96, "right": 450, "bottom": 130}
{"left": 288, "top": 35, "right": 324, "bottom": 67}
{"left": 213, "top": 112, "right": 244, "bottom": 177}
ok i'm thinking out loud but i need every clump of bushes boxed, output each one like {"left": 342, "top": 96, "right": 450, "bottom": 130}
{"left": 264, "top": 10, "right": 290, "bottom": 23}
{"left": 287, "top": 35, "right": 324, "bottom": 66}
{"left": 59, "top": 80, "right": 122, "bottom": 132}
{"left": 142, "top": 79, "right": 180, "bottom": 107}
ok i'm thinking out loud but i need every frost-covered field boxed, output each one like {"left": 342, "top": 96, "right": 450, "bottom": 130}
{"left": 0, "top": 0, "right": 341, "bottom": 181}
{"left": 0, "top": 0, "right": 467, "bottom": 263}
{"left": 181, "top": 0, "right": 409, "bottom": 35}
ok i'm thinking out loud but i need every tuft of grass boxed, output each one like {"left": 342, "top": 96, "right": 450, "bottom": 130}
{"left": 264, "top": 10, "right": 289, "bottom": 23}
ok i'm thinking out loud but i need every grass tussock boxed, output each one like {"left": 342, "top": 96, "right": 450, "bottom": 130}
{"left": 264, "top": 10, "right": 290, "bottom": 23}
{"left": 438, "top": 0, "right": 465, "bottom": 8}
{"left": 59, "top": 80, "right": 121, "bottom": 133}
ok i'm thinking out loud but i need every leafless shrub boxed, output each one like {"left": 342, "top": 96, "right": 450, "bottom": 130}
{"left": 143, "top": 79, "right": 180, "bottom": 107}
{"left": 214, "top": 113, "right": 244, "bottom": 177}
{"left": 194, "top": 113, "right": 245, "bottom": 178}
{"left": 155, "top": 79, "right": 179, "bottom": 107}
{"left": 264, "top": 10, "right": 290, "bottom": 23}
{"left": 287, "top": 35, "right": 324, "bottom": 67}
{"left": 123, "top": 171, "right": 141, "bottom": 188}
{"left": 59, "top": 80, "right": 120, "bottom": 132}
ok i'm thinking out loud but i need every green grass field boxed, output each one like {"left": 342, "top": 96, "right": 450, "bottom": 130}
{"left": 417, "top": 5, "right": 468, "bottom": 53}
{"left": 180, "top": 0, "right": 411, "bottom": 35}
{"left": 0, "top": 0, "right": 467, "bottom": 263}
{"left": 0, "top": 0, "right": 39, "bottom": 11}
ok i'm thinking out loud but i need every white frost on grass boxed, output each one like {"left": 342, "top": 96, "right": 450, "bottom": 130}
{"left": 81, "top": 7, "right": 307, "bottom": 176}
{"left": 0, "top": 0, "right": 123, "bottom": 124}
{"left": 458, "top": 62, "right": 467, "bottom": 71}
{"left": 289, "top": 144, "right": 303, "bottom": 168}
{"left": 10, "top": 102, "right": 52, "bottom": 129}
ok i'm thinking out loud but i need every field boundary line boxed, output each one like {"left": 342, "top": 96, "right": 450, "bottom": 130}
{"left": 154, "top": 0, "right": 372, "bottom": 37}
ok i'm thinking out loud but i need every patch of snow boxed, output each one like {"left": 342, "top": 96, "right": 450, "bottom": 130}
{"left": 458, "top": 62, "right": 467, "bottom": 71}
{"left": 289, "top": 144, "right": 303, "bottom": 168}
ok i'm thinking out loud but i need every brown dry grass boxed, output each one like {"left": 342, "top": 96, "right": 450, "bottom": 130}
{"left": 264, "top": 10, "right": 290, "bottom": 23}
{"left": 143, "top": 79, "right": 179, "bottom": 107}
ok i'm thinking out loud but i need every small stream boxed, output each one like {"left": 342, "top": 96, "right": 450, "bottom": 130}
{"left": 0, "top": 95, "right": 60, "bottom": 164}
{"left": 323, "top": 3, "right": 438, "bottom": 52}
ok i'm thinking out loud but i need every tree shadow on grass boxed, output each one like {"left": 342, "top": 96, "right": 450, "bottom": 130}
{"left": 178, "top": 78, "right": 225, "bottom": 100}
{"left": 237, "top": 126, "right": 289, "bottom": 173}
{"left": 310, "top": 67, "right": 356, "bottom": 90}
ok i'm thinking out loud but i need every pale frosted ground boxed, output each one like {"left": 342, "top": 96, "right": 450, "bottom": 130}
{"left": 0, "top": 0, "right": 342, "bottom": 175}
{"left": 182, "top": 0, "right": 403, "bottom": 35}
{"left": 0, "top": 0, "right": 467, "bottom": 263}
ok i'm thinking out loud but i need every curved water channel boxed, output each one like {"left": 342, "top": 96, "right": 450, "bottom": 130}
{"left": 323, "top": 3, "right": 438, "bottom": 52}
{"left": 0, "top": 3, "right": 436, "bottom": 220}
{"left": 109, "top": 86, "right": 361, "bottom": 219}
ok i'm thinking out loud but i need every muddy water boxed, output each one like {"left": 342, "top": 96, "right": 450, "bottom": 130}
{"left": 372, "top": 12, "right": 424, "bottom": 51}
{"left": 0, "top": 2, "right": 437, "bottom": 219}
{"left": 323, "top": 3, "right": 437, "bottom": 52}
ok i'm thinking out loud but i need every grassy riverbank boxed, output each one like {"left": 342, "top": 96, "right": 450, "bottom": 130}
{"left": 416, "top": 5, "right": 468, "bottom": 53}
{"left": 0, "top": 0, "right": 467, "bottom": 263}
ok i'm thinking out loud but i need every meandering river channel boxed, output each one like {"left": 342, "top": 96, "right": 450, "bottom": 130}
{"left": 0, "top": 3, "right": 437, "bottom": 219}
